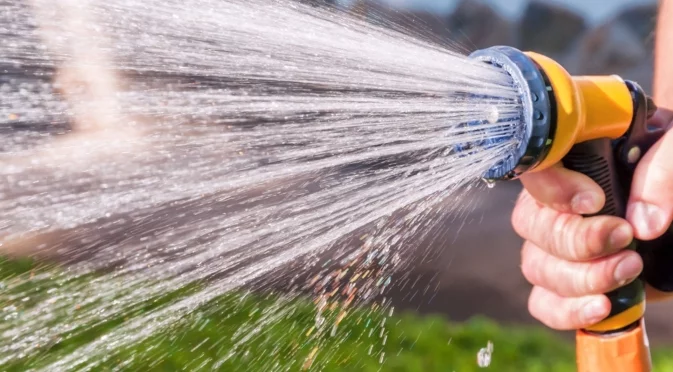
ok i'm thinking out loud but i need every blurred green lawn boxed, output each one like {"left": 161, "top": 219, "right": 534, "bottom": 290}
{"left": 2, "top": 257, "right": 673, "bottom": 371}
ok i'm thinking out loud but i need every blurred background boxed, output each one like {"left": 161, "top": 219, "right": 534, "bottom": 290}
{"left": 319, "top": 0, "right": 673, "bottom": 347}
{"left": 2, "top": 1, "right": 670, "bottom": 370}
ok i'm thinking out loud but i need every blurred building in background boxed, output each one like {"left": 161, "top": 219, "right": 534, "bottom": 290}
{"left": 338, "top": 0, "right": 657, "bottom": 92}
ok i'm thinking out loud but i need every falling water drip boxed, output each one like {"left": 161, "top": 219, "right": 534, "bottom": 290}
{"left": 482, "top": 178, "right": 497, "bottom": 189}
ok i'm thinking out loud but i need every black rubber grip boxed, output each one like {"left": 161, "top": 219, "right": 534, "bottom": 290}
{"left": 562, "top": 139, "right": 644, "bottom": 331}
{"left": 563, "top": 139, "right": 625, "bottom": 217}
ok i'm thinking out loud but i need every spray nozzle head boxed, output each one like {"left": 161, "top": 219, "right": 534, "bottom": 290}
{"left": 467, "top": 46, "right": 555, "bottom": 180}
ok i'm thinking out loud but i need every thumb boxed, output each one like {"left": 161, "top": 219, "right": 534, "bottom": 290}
{"left": 627, "top": 129, "right": 673, "bottom": 240}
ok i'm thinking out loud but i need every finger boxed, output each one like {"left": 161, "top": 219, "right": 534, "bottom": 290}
{"left": 519, "top": 164, "right": 605, "bottom": 215}
{"left": 528, "top": 286, "right": 610, "bottom": 331}
{"left": 627, "top": 129, "right": 673, "bottom": 240}
{"left": 512, "top": 191, "right": 633, "bottom": 261}
{"left": 521, "top": 241, "right": 643, "bottom": 297}
{"left": 648, "top": 108, "right": 673, "bottom": 131}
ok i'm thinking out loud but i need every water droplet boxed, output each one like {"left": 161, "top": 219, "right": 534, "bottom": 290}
{"left": 477, "top": 341, "right": 493, "bottom": 368}
{"left": 485, "top": 106, "right": 499, "bottom": 124}
{"left": 315, "top": 315, "right": 325, "bottom": 328}
{"left": 481, "top": 178, "right": 496, "bottom": 189}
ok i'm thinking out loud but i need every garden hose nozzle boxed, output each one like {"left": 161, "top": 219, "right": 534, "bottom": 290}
{"left": 468, "top": 45, "right": 672, "bottom": 372}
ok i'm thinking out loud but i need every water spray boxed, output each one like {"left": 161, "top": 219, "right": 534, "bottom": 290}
{"left": 2, "top": 0, "right": 672, "bottom": 368}
{"left": 468, "top": 45, "right": 673, "bottom": 372}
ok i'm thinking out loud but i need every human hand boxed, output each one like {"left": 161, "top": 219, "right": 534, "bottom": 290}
{"left": 511, "top": 112, "right": 673, "bottom": 330}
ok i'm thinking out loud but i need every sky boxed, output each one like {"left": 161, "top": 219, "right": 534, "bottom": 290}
{"left": 340, "top": 0, "right": 657, "bottom": 26}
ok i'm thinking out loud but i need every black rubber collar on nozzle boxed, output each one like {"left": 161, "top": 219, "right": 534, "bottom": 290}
{"left": 468, "top": 46, "right": 555, "bottom": 180}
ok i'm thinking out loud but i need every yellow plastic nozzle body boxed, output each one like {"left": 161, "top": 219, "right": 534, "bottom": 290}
{"left": 523, "top": 52, "right": 634, "bottom": 173}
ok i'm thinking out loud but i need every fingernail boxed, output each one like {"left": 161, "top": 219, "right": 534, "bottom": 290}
{"left": 609, "top": 224, "right": 633, "bottom": 249}
{"left": 614, "top": 255, "right": 643, "bottom": 286}
{"left": 571, "top": 192, "right": 600, "bottom": 214}
{"left": 628, "top": 202, "right": 666, "bottom": 237}
{"left": 582, "top": 299, "right": 608, "bottom": 323}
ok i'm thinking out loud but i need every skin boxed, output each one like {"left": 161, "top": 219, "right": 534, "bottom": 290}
{"left": 513, "top": 0, "right": 673, "bottom": 331}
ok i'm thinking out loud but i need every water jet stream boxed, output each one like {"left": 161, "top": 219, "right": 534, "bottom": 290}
{"left": 0, "top": 0, "right": 521, "bottom": 370}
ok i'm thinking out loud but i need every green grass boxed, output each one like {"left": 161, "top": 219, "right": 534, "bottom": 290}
{"left": 2, "top": 257, "right": 673, "bottom": 371}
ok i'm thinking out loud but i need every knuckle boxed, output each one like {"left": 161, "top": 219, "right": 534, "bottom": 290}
{"left": 546, "top": 185, "right": 572, "bottom": 212}
{"left": 651, "top": 151, "right": 673, "bottom": 178}
{"left": 577, "top": 263, "right": 598, "bottom": 296}
{"left": 520, "top": 243, "right": 538, "bottom": 284}
{"left": 644, "top": 159, "right": 673, "bottom": 201}
{"left": 578, "top": 220, "right": 606, "bottom": 259}
{"left": 567, "top": 306, "right": 584, "bottom": 330}
{"left": 528, "top": 290, "right": 564, "bottom": 330}
{"left": 542, "top": 182, "right": 565, "bottom": 208}
{"left": 550, "top": 213, "right": 578, "bottom": 260}
{"left": 512, "top": 193, "right": 535, "bottom": 238}
{"left": 527, "top": 290, "right": 546, "bottom": 322}
{"left": 511, "top": 204, "right": 524, "bottom": 235}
